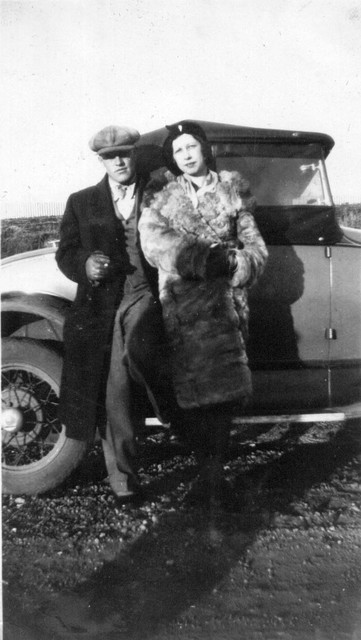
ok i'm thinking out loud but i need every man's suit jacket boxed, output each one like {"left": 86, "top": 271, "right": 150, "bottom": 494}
{"left": 56, "top": 174, "right": 157, "bottom": 440}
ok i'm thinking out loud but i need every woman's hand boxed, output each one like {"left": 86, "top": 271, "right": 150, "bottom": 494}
{"left": 206, "top": 244, "right": 237, "bottom": 279}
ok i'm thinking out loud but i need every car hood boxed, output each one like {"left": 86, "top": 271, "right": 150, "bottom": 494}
{"left": 1, "top": 248, "right": 77, "bottom": 301}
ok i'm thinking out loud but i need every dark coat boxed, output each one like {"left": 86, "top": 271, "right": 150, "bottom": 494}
{"left": 139, "top": 170, "right": 268, "bottom": 409}
{"left": 56, "top": 174, "right": 157, "bottom": 440}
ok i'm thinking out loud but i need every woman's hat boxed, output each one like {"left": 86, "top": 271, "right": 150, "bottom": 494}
{"left": 165, "top": 120, "right": 208, "bottom": 144}
{"left": 162, "top": 121, "right": 211, "bottom": 174}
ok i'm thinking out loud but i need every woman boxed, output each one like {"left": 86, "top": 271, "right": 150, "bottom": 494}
{"left": 139, "top": 121, "right": 268, "bottom": 505}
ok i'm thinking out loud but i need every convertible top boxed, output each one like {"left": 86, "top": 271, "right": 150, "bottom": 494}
{"left": 139, "top": 119, "right": 335, "bottom": 157}
{"left": 137, "top": 119, "right": 341, "bottom": 247}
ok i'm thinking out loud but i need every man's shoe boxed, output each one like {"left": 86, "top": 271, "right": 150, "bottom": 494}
{"left": 112, "top": 481, "right": 153, "bottom": 505}
{"left": 102, "top": 434, "right": 143, "bottom": 503}
{"left": 113, "top": 487, "right": 151, "bottom": 506}
{"left": 113, "top": 489, "right": 141, "bottom": 505}
{"left": 107, "top": 470, "right": 142, "bottom": 501}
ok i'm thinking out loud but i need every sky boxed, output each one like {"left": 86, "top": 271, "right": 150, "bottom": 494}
{"left": 1, "top": 0, "right": 361, "bottom": 207}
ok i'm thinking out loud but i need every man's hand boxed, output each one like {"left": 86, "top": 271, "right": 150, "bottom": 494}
{"left": 85, "top": 251, "right": 110, "bottom": 282}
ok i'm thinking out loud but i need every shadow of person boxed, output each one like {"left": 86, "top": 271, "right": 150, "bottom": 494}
{"left": 247, "top": 243, "right": 305, "bottom": 369}
{"left": 4, "top": 417, "right": 360, "bottom": 640}
{"left": 232, "top": 419, "right": 361, "bottom": 518}
{"left": 22, "top": 419, "right": 358, "bottom": 640}
{"left": 82, "top": 510, "right": 254, "bottom": 638}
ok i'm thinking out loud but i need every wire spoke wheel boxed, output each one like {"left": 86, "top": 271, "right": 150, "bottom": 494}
{"left": 2, "top": 339, "right": 87, "bottom": 495}
{"left": 2, "top": 366, "right": 63, "bottom": 466}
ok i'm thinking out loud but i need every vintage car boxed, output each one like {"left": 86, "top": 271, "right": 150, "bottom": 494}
{"left": 2, "top": 120, "right": 361, "bottom": 496}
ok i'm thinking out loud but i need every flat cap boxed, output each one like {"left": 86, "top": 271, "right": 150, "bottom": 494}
{"left": 89, "top": 125, "right": 140, "bottom": 155}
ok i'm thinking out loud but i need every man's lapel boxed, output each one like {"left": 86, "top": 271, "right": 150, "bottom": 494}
{"left": 90, "top": 175, "right": 114, "bottom": 217}
{"left": 134, "top": 175, "right": 147, "bottom": 222}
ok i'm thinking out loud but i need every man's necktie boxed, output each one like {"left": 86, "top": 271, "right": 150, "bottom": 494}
{"left": 117, "top": 185, "right": 127, "bottom": 200}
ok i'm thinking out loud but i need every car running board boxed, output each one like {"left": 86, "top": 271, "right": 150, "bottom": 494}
{"left": 145, "top": 402, "right": 361, "bottom": 428}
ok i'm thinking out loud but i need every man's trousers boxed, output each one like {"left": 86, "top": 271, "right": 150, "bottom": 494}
{"left": 103, "top": 286, "right": 175, "bottom": 492}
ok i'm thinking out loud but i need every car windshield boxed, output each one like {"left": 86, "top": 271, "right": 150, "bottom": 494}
{"left": 213, "top": 142, "right": 333, "bottom": 207}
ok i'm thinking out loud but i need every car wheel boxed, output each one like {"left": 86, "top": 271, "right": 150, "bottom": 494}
{"left": 2, "top": 338, "right": 88, "bottom": 495}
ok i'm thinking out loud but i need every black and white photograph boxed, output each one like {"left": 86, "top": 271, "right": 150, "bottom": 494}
{"left": 1, "top": 1, "right": 361, "bottom": 638}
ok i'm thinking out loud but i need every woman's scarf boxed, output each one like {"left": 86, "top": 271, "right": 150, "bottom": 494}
{"left": 177, "top": 170, "right": 219, "bottom": 208}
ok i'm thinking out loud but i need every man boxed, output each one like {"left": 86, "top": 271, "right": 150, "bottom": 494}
{"left": 56, "top": 125, "right": 174, "bottom": 502}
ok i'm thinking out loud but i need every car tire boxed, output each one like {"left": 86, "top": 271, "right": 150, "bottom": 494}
{"left": 2, "top": 338, "right": 88, "bottom": 495}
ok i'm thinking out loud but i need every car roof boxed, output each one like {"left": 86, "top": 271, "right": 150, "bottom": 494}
{"left": 139, "top": 119, "right": 335, "bottom": 157}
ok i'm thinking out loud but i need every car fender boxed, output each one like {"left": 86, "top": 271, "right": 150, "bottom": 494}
{"left": 1, "top": 292, "right": 71, "bottom": 341}
{"left": 1, "top": 247, "right": 77, "bottom": 301}
{"left": 1, "top": 248, "right": 76, "bottom": 341}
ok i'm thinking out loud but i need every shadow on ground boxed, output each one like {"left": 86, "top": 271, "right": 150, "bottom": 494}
{"left": 4, "top": 420, "right": 361, "bottom": 640}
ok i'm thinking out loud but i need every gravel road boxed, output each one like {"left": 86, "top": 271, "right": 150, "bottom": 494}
{"left": 3, "top": 419, "right": 361, "bottom": 640}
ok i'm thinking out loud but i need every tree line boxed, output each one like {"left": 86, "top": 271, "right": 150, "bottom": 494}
{"left": 2, "top": 205, "right": 361, "bottom": 259}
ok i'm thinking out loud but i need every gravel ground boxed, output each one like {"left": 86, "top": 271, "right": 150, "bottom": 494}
{"left": 2, "top": 419, "right": 361, "bottom": 640}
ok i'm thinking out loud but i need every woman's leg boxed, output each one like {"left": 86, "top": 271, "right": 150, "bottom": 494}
{"left": 181, "top": 403, "right": 234, "bottom": 505}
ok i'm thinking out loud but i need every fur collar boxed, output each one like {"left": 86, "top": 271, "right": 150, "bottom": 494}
{"left": 145, "top": 170, "right": 256, "bottom": 243}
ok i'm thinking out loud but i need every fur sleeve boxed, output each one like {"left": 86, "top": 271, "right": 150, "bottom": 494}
{"left": 231, "top": 211, "right": 268, "bottom": 287}
{"left": 139, "top": 183, "right": 211, "bottom": 278}
{"left": 139, "top": 205, "right": 210, "bottom": 277}
{"left": 217, "top": 170, "right": 268, "bottom": 287}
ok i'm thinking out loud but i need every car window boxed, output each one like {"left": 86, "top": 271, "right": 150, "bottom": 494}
{"left": 213, "top": 142, "right": 332, "bottom": 207}
{"left": 213, "top": 141, "right": 342, "bottom": 245}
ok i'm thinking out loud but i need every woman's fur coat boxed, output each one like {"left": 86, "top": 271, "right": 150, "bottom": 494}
{"left": 139, "top": 170, "right": 268, "bottom": 410}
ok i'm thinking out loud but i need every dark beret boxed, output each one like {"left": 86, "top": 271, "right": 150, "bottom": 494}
{"left": 165, "top": 120, "right": 208, "bottom": 144}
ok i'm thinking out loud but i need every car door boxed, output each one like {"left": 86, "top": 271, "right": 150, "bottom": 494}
{"left": 215, "top": 138, "right": 341, "bottom": 414}
{"left": 247, "top": 243, "right": 332, "bottom": 413}
{"left": 327, "top": 233, "right": 361, "bottom": 409}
